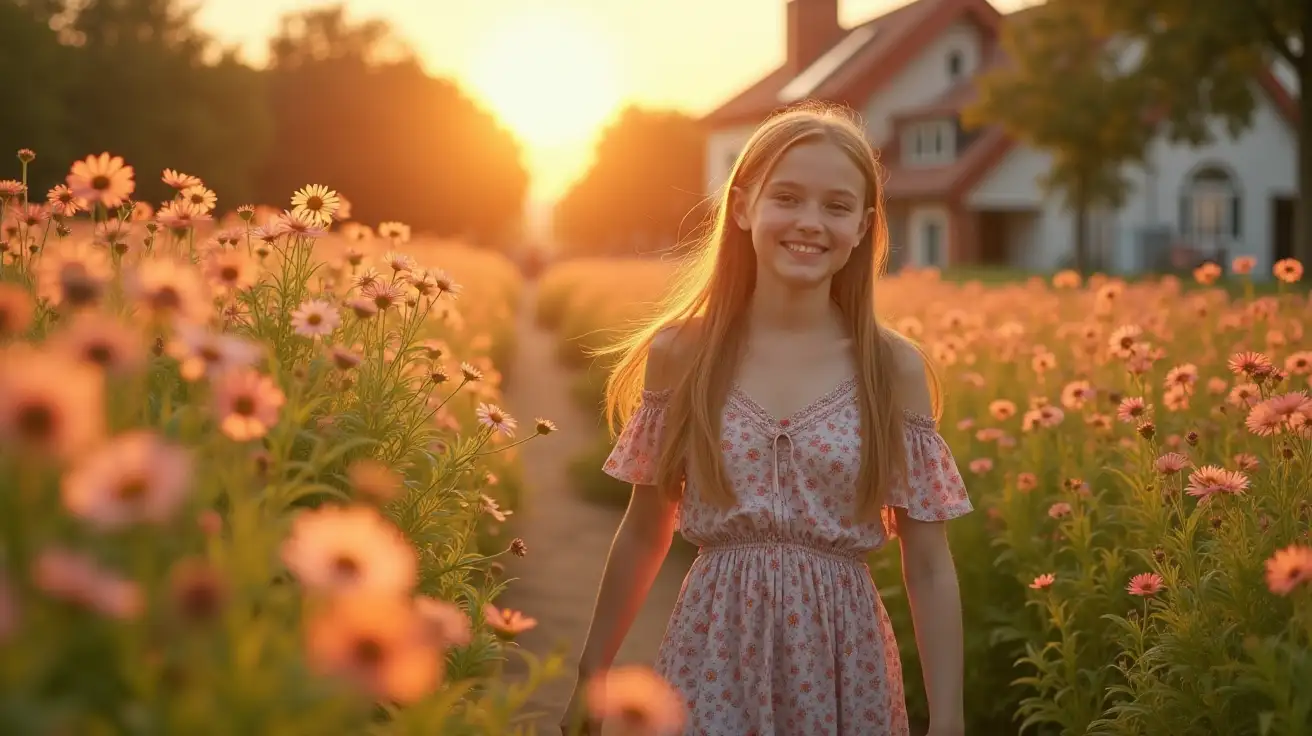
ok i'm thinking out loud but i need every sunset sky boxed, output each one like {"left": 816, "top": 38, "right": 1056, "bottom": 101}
{"left": 196, "top": 0, "right": 1033, "bottom": 203}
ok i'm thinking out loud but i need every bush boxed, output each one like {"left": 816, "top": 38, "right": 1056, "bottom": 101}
{"left": 0, "top": 151, "right": 560, "bottom": 733}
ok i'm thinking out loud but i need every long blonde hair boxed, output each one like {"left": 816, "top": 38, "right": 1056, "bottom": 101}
{"left": 597, "top": 102, "right": 935, "bottom": 521}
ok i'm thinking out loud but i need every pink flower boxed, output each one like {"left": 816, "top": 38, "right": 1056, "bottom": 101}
{"left": 1029, "top": 573, "right": 1055, "bottom": 590}
{"left": 61, "top": 430, "right": 194, "bottom": 530}
{"left": 1265, "top": 545, "right": 1312, "bottom": 596}
{"left": 483, "top": 604, "right": 536, "bottom": 638}
{"left": 1126, "top": 572, "right": 1164, "bottom": 597}
{"left": 1154, "top": 452, "right": 1190, "bottom": 475}
{"left": 1048, "top": 502, "right": 1072, "bottom": 519}
{"left": 586, "top": 665, "right": 687, "bottom": 736}
{"left": 1184, "top": 465, "right": 1250, "bottom": 500}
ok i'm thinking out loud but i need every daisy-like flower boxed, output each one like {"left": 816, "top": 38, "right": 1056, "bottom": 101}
{"left": 1164, "top": 363, "right": 1199, "bottom": 393}
{"left": 334, "top": 195, "right": 352, "bottom": 221}
{"left": 1060, "top": 380, "right": 1095, "bottom": 410}
{"left": 1016, "top": 472, "right": 1037, "bottom": 491}
{"left": 282, "top": 505, "right": 416, "bottom": 595}
{"left": 1029, "top": 573, "right": 1055, "bottom": 590}
{"left": 1048, "top": 502, "right": 1072, "bottom": 519}
{"left": 482, "top": 604, "right": 537, "bottom": 638}
{"left": 968, "top": 458, "right": 993, "bottom": 474}
{"left": 1126, "top": 572, "right": 1164, "bottom": 597}
{"left": 1107, "top": 325, "right": 1142, "bottom": 358}
{"left": 46, "top": 184, "right": 87, "bottom": 217}
{"left": 1286, "top": 351, "right": 1312, "bottom": 376}
{"left": 290, "top": 184, "right": 341, "bottom": 227}
{"left": 1184, "top": 465, "right": 1249, "bottom": 500}
{"left": 31, "top": 548, "right": 143, "bottom": 620}
{"left": 305, "top": 595, "right": 441, "bottom": 704}
{"left": 162, "top": 169, "right": 202, "bottom": 190}
{"left": 1228, "top": 351, "right": 1274, "bottom": 378}
{"left": 212, "top": 368, "right": 286, "bottom": 441}
{"left": 328, "top": 346, "right": 362, "bottom": 371}
{"left": 428, "top": 268, "right": 462, "bottom": 299}
{"left": 166, "top": 322, "right": 263, "bottom": 382}
{"left": 476, "top": 403, "right": 517, "bottom": 437}
{"left": 383, "top": 251, "right": 415, "bottom": 273}
{"left": 33, "top": 241, "right": 113, "bottom": 310}
{"left": 347, "top": 458, "right": 404, "bottom": 503}
{"left": 360, "top": 280, "right": 404, "bottom": 312}
{"left": 480, "top": 493, "right": 513, "bottom": 522}
{"left": 0, "top": 346, "right": 105, "bottom": 461}
{"left": 1232, "top": 452, "right": 1260, "bottom": 472}
{"left": 124, "top": 258, "right": 211, "bottom": 325}
{"left": 129, "top": 201, "right": 153, "bottom": 221}
{"left": 0, "top": 180, "right": 25, "bottom": 200}
{"left": 203, "top": 248, "right": 260, "bottom": 295}
{"left": 66, "top": 153, "right": 135, "bottom": 208}
{"left": 1231, "top": 256, "right": 1256, "bottom": 274}
{"left": 13, "top": 203, "right": 49, "bottom": 230}
{"left": 1154, "top": 452, "right": 1189, "bottom": 475}
{"left": 61, "top": 430, "right": 194, "bottom": 530}
{"left": 1243, "top": 403, "right": 1284, "bottom": 436}
{"left": 377, "top": 221, "right": 410, "bottom": 243}
{"left": 1273, "top": 257, "right": 1303, "bottom": 284}
{"left": 156, "top": 200, "right": 212, "bottom": 231}
{"left": 988, "top": 399, "right": 1017, "bottom": 421}
{"left": 179, "top": 184, "right": 216, "bottom": 213}
{"left": 47, "top": 311, "right": 147, "bottom": 376}
{"left": 535, "top": 418, "right": 557, "bottom": 436}
{"left": 1264, "top": 545, "right": 1312, "bottom": 596}
{"left": 1116, "top": 397, "right": 1151, "bottom": 423}
{"left": 290, "top": 299, "right": 341, "bottom": 339}
{"left": 415, "top": 597, "right": 472, "bottom": 648}
{"left": 460, "top": 362, "right": 484, "bottom": 382}
{"left": 586, "top": 665, "right": 687, "bottom": 736}
{"left": 0, "top": 283, "right": 34, "bottom": 338}
{"left": 1228, "top": 382, "right": 1260, "bottom": 408}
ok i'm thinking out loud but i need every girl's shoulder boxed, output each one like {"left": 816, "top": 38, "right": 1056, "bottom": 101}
{"left": 646, "top": 317, "right": 704, "bottom": 392}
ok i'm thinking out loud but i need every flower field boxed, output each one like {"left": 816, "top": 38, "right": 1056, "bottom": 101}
{"left": 0, "top": 150, "right": 569, "bottom": 733}
{"left": 539, "top": 256, "right": 1312, "bottom": 734}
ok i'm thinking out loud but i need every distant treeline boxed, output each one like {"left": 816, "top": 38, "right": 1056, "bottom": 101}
{"left": 2, "top": 0, "right": 528, "bottom": 249}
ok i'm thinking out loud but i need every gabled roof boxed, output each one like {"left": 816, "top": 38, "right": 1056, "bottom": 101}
{"left": 702, "top": 0, "right": 957, "bottom": 127}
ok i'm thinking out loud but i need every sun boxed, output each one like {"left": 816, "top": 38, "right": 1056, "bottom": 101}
{"left": 467, "top": 12, "right": 622, "bottom": 149}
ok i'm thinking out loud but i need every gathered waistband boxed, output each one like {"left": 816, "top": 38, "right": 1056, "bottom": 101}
{"left": 697, "top": 539, "right": 870, "bottom": 565}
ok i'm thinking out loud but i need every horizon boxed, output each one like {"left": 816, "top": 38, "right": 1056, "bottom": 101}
{"left": 195, "top": 0, "right": 1036, "bottom": 216}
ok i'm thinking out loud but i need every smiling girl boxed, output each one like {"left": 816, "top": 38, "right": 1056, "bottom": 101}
{"left": 562, "top": 103, "right": 973, "bottom": 736}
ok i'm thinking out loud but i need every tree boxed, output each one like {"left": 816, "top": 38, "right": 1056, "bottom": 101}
{"left": 553, "top": 107, "right": 707, "bottom": 257}
{"left": 1093, "top": 0, "right": 1308, "bottom": 263}
{"left": 261, "top": 4, "right": 529, "bottom": 246}
{"left": 964, "top": 2, "right": 1156, "bottom": 275}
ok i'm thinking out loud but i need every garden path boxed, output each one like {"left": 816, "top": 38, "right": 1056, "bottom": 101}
{"left": 497, "top": 281, "right": 689, "bottom": 734}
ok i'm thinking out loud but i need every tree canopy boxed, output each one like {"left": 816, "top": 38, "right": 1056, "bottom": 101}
{"left": 553, "top": 107, "right": 707, "bottom": 257}
{"left": 2, "top": 0, "right": 529, "bottom": 246}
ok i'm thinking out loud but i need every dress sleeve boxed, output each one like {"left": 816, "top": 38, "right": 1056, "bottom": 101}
{"left": 882, "top": 411, "right": 973, "bottom": 533}
{"left": 602, "top": 389, "right": 671, "bottom": 485}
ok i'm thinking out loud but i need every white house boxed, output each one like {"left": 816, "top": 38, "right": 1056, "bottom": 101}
{"left": 701, "top": 0, "right": 1301, "bottom": 274}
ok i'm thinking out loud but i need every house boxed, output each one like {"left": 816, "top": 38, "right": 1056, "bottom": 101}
{"left": 700, "top": 0, "right": 1301, "bottom": 274}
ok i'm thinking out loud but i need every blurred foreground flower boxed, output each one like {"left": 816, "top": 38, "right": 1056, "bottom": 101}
{"left": 586, "top": 665, "right": 687, "bottom": 736}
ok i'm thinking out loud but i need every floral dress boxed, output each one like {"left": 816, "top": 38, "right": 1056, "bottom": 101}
{"left": 602, "top": 376, "right": 973, "bottom": 735}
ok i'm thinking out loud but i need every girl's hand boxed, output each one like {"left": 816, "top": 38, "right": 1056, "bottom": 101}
{"left": 560, "top": 683, "right": 600, "bottom": 736}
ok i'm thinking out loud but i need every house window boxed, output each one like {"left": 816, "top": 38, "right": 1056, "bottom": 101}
{"left": 947, "top": 50, "right": 963, "bottom": 80}
{"left": 1181, "top": 165, "right": 1240, "bottom": 253}
{"left": 903, "top": 120, "right": 956, "bottom": 167}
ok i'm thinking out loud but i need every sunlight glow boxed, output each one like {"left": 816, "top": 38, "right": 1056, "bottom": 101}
{"left": 466, "top": 11, "right": 622, "bottom": 150}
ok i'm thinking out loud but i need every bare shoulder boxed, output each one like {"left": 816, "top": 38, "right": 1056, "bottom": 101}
{"left": 645, "top": 317, "right": 704, "bottom": 392}
{"left": 882, "top": 331, "right": 934, "bottom": 417}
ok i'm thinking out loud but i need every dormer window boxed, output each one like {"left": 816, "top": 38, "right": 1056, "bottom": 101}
{"left": 947, "top": 50, "right": 963, "bottom": 80}
{"left": 903, "top": 120, "right": 956, "bottom": 167}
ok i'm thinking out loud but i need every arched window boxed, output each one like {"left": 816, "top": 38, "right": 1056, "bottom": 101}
{"left": 1181, "top": 164, "right": 1240, "bottom": 250}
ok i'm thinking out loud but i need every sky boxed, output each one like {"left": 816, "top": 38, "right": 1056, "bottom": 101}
{"left": 194, "top": 0, "right": 1033, "bottom": 208}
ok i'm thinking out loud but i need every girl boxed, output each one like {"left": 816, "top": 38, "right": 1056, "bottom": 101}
{"left": 562, "top": 103, "right": 972, "bottom": 736}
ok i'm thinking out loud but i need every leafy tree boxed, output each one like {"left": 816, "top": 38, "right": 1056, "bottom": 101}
{"left": 1094, "top": 0, "right": 1308, "bottom": 263}
{"left": 554, "top": 107, "right": 707, "bottom": 257}
{"left": 261, "top": 4, "right": 529, "bottom": 247}
{"left": 964, "top": 2, "right": 1155, "bottom": 275}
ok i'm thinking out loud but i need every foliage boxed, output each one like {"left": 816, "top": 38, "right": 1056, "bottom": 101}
{"left": 1090, "top": 0, "right": 1310, "bottom": 263}
{"left": 535, "top": 256, "right": 1312, "bottom": 734}
{"left": 0, "top": 150, "right": 561, "bottom": 733}
{"left": 553, "top": 108, "right": 709, "bottom": 258}
{"left": 2, "top": 0, "right": 528, "bottom": 246}
{"left": 964, "top": 1, "right": 1156, "bottom": 276}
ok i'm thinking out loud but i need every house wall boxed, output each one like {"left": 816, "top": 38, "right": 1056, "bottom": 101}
{"left": 907, "top": 203, "right": 951, "bottom": 267}
{"left": 861, "top": 20, "right": 985, "bottom": 147}
{"left": 704, "top": 124, "right": 758, "bottom": 194}
{"left": 963, "top": 83, "right": 1296, "bottom": 273}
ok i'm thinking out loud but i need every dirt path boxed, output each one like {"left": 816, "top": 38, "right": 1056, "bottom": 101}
{"left": 498, "top": 282, "right": 689, "bottom": 733}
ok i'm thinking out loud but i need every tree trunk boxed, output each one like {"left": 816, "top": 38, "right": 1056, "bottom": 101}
{"left": 1073, "top": 202, "right": 1090, "bottom": 276}
{"left": 1296, "top": 41, "right": 1312, "bottom": 266}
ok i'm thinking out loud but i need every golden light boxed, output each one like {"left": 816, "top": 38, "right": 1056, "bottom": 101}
{"left": 467, "top": 11, "right": 622, "bottom": 149}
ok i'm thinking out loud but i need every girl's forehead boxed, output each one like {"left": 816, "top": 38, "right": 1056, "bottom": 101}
{"left": 760, "top": 142, "right": 865, "bottom": 194}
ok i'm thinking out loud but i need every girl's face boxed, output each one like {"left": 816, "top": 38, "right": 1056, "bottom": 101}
{"left": 732, "top": 140, "right": 873, "bottom": 290}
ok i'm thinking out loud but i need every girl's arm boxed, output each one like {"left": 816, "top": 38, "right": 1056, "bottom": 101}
{"left": 897, "top": 513, "right": 965, "bottom": 733}
{"left": 892, "top": 340, "right": 966, "bottom": 733}
{"left": 575, "top": 484, "right": 679, "bottom": 677}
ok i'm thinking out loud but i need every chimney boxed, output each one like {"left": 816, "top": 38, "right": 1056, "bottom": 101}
{"left": 786, "top": 0, "right": 842, "bottom": 73}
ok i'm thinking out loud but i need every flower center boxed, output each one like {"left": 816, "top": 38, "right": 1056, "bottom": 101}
{"left": 16, "top": 401, "right": 55, "bottom": 441}
{"left": 333, "top": 554, "right": 360, "bottom": 579}
{"left": 353, "top": 636, "right": 384, "bottom": 666}
{"left": 85, "top": 342, "right": 114, "bottom": 366}
{"left": 233, "top": 395, "right": 256, "bottom": 416}
{"left": 116, "top": 476, "right": 149, "bottom": 501}
{"left": 307, "top": 196, "right": 323, "bottom": 210}
{"left": 91, "top": 175, "right": 110, "bottom": 191}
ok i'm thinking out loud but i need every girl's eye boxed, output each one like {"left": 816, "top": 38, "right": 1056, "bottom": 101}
{"left": 828, "top": 203, "right": 852, "bottom": 212}
{"left": 773, "top": 193, "right": 797, "bottom": 204}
